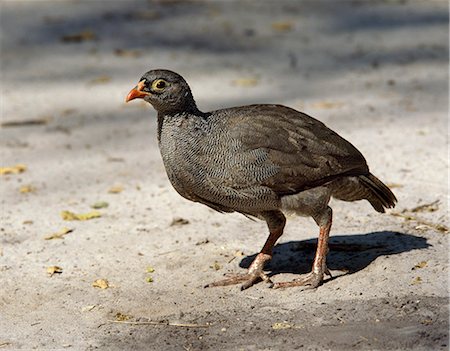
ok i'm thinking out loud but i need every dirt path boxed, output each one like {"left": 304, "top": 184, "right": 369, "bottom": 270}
{"left": 1, "top": 1, "right": 448, "bottom": 350}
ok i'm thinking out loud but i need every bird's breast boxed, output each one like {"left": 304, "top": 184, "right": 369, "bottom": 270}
{"left": 158, "top": 118, "right": 210, "bottom": 201}
{"left": 157, "top": 115, "right": 282, "bottom": 211}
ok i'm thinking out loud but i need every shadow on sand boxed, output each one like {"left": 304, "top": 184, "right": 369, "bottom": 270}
{"left": 239, "top": 231, "right": 430, "bottom": 280}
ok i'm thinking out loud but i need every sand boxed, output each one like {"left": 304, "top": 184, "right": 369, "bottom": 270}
{"left": 0, "top": 1, "right": 448, "bottom": 350}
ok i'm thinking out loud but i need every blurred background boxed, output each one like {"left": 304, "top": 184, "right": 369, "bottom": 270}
{"left": 2, "top": 0, "right": 448, "bottom": 114}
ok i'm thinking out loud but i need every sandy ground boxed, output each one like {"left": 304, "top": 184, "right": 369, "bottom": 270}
{"left": 0, "top": 1, "right": 449, "bottom": 350}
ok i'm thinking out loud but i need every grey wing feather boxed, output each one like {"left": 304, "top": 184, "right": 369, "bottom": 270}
{"left": 226, "top": 104, "right": 370, "bottom": 195}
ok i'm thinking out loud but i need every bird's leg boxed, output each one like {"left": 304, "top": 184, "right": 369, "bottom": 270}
{"left": 273, "top": 207, "right": 333, "bottom": 289}
{"left": 205, "top": 211, "right": 286, "bottom": 290}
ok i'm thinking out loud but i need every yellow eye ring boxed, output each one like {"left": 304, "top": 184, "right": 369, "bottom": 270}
{"left": 152, "top": 79, "right": 168, "bottom": 92}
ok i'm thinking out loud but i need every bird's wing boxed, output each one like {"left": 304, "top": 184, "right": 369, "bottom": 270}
{"left": 215, "top": 104, "right": 370, "bottom": 196}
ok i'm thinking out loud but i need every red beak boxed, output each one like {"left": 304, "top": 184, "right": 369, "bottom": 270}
{"left": 125, "top": 80, "right": 148, "bottom": 102}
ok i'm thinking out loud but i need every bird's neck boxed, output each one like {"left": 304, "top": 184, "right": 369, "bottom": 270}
{"left": 156, "top": 108, "right": 210, "bottom": 143}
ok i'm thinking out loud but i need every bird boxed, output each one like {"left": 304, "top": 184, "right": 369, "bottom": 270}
{"left": 125, "top": 69, "right": 397, "bottom": 290}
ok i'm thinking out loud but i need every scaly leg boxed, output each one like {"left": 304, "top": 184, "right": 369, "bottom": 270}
{"left": 273, "top": 207, "right": 333, "bottom": 289}
{"left": 205, "top": 211, "right": 286, "bottom": 290}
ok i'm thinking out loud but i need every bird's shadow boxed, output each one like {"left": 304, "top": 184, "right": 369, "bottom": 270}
{"left": 239, "top": 231, "right": 429, "bottom": 279}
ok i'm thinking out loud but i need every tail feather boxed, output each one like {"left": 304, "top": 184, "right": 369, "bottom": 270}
{"left": 359, "top": 173, "right": 397, "bottom": 213}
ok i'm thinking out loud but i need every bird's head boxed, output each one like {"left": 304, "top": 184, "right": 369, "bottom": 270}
{"left": 125, "top": 69, "right": 199, "bottom": 115}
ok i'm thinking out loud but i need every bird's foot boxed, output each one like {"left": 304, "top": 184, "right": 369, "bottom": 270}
{"left": 204, "top": 253, "right": 273, "bottom": 290}
{"left": 272, "top": 267, "right": 332, "bottom": 289}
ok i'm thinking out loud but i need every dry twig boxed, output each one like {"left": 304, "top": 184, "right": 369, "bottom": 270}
{"left": 107, "top": 320, "right": 209, "bottom": 328}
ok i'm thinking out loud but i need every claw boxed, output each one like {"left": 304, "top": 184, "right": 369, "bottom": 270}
{"left": 205, "top": 253, "right": 272, "bottom": 290}
{"left": 240, "top": 271, "right": 273, "bottom": 290}
{"left": 272, "top": 267, "right": 330, "bottom": 289}
{"left": 204, "top": 273, "right": 250, "bottom": 288}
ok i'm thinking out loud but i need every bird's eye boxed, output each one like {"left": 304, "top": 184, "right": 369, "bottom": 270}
{"left": 152, "top": 79, "right": 167, "bottom": 92}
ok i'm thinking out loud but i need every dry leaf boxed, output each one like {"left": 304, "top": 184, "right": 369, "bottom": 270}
{"left": 310, "top": 101, "right": 344, "bottom": 109}
{"left": 411, "top": 276, "right": 422, "bottom": 285}
{"left": 61, "top": 210, "right": 101, "bottom": 221}
{"left": 108, "top": 185, "right": 123, "bottom": 194}
{"left": 210, "top": 261, "right": 221, "bottom": 271}
{"left": 92, "top": 279, "right": 109, "bottom": 289}
{"left": 170, "top": 217, "right": 190, "bottom": 226}
{"left": 390, "top": 210, "right": 448, "bottom": 233}
{"left": 146, "top": 266, "right": 155, "bottom": 273}
{"left": 82, "top": 305, "right": 96, "bottom": 312}
{"left": 61, "top": 30, "right": 96, "bottom": 42}
{"left": 114, "top": 48, "right": 142, "bottom": 58}
{"left": 272, "top": 322, "right": 304, "bottom": 330}
{"left": 272, "top": 322, "right": 292, "bottom": 330}
{"left": 410, "top": 200, "right": 439, "bottom": 213}
{"left": 232, "top": 78, "right": 259, "bottom": 87}
{"left": 413, "top": 261, "right": 428, "bottom": 270}
{"left": 89, "top": 75, "right": 111, "bottom": 85}
{"left": 47, "top": 266, "right": 63, "bottom": 276}
{"left": 0, "top": 164, "right": 26, "bottom": 175}
{"left": 1, "top": 118, "right": 49, "bottom": 127}
{"left": 91, "top": 201, "right": 109, "bottom": 209}
{"left": 19, "top": 185, "right": 36, "bottom": 193}
{"left": 44, "top": 227, "right": 74, "bottom": 240}
{"left": 271, "top": 21, "right": 294, "bottom": 32}
{"left": 115, "top": 312, "right": 132, "bottom": 321}
{"left": 433, "top": 223, "right": 448, "bottom": 233}
{"left": 61, "top": 108, "right": 77, "bottom": 116}
{"left": 195, "top": 238, "right": 210, "bottom": 245}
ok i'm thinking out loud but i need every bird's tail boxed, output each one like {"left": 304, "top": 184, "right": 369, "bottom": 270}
{"left": 330, "top": 173, "right": 397, "bottom": 213}
{"left": 358, "top": 173, "right": 397, "bottom": 213}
